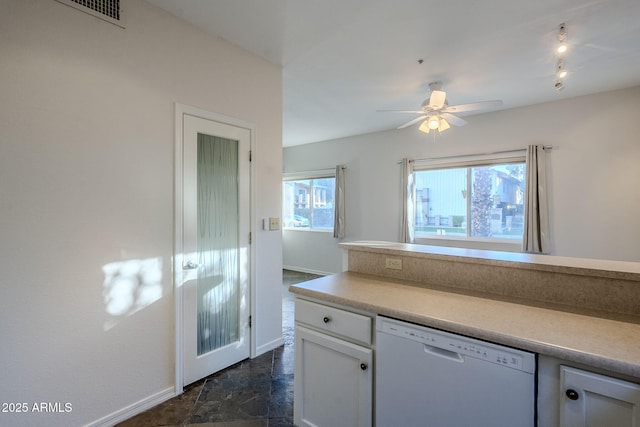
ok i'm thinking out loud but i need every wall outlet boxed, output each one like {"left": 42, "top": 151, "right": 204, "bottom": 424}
{"left": 385, "top": 258, "right": 402, "bottom": 270}
{"left": 269, "top": 217, "right": 281, "bottom": 231}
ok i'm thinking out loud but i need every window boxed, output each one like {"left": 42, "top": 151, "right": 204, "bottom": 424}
{"left": 283, "top": 176, "right": 336, "bottom": 231}
{"left": 414, "top": 160, "right": 526, "bottom": 242}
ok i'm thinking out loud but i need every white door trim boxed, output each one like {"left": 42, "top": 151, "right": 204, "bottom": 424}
{"left": 173, "top": 103, "right": 256, "bottom": 393}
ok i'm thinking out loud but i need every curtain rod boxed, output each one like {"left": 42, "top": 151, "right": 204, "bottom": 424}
{"left": 283, "top": 166, "right": 345, "bottom": 175}
{"left": 398, "top": 145, "right": 553, "bottom": 164}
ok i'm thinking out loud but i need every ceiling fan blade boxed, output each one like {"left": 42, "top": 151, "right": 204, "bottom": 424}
{"left": 442, "top": 100, "right": 503, "bottom": 113}
{"left": 429, "top": 90, "right": 447, "bottom": 109}
{"left": 441, "top": 112, "right": 467, "bottom": 126}
{"left": 397, "top": 115, "right": 427, "bottom": 129}
{"left": 377, "top": 109, "right": 426, "bottom": 113}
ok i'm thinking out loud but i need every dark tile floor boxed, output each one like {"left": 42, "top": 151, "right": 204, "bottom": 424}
{"left": 116, "top": 270, "right": 321, "bottom": 427}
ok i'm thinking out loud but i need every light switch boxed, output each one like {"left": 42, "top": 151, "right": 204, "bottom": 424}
{"left": 269, "top": 217, "right": 281, "bottom": 231}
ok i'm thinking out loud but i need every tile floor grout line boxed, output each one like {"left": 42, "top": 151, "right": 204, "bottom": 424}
{"left": 186, "top": 379, "right": 207, "bottom": 425}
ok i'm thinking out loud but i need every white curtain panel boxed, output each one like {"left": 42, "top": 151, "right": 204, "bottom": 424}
{"left": 401, "top": 158, "right": 415, "bottom": 243}
{"left": 333, "top": 165, "right": 346, "bottom": 238}
{"left": 523, "top": 145, "right": 550, "bottom": 253}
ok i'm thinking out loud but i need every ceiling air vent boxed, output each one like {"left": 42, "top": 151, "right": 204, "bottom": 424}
{"left": 56, "top": 0, "right": 124, "bottom": 28}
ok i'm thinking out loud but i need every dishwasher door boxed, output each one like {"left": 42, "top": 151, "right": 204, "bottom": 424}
{"left": 375, "top": 316, "right": 535, "bottom": 427}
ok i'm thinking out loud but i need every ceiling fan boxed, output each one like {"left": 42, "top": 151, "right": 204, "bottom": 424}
{"left": 379, "top": 82, "right": 503, "bottom": 133}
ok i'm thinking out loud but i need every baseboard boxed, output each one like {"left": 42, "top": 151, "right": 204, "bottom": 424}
{"left": 85, "top": 387, "right": 176, "bottom": 427}
{"left": 282, "top": 265, "right": 331, "bottom": 276}
{"left": 255, "top": 336, "right": 284, "bottom": 357}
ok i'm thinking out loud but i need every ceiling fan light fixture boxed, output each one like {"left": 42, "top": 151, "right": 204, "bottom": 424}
{"left": 418, "top": 119, "right": 432, "bottom": 133}
{"left": 380, "top": 83, "right": 501, "bottom": 134}
{"left": 418, "top": 116, "right": 450, "bottom": 134}
{"left": 427, "top": 116, "right": 440, "bottom": 129}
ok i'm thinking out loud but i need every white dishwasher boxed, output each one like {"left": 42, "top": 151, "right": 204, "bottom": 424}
{"left": 376, "top": 316, "right": 536, "bottom": 427}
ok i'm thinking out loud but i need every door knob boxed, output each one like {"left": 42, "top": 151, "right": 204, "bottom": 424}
{"left": 565, "top": 389, "right": 579, "bottom": 400}
{"left": 183, "top": 260, "right": 199, "bottom": 270}
{"left": 360, "top": 363, "right": 368, "bottom": 371}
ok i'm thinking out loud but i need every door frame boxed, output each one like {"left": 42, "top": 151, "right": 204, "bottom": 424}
{"left": 173, "top": 103, "right": 256, "bottom": 393}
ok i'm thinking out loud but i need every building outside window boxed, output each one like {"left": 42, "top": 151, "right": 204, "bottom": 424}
{"left": 414, "top": 161, "right": 526, "bottom": 241}
{"left": 283, "top": 176, "right": 335, "bottom": 231}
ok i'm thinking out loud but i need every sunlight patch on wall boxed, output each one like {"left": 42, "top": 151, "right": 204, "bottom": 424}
{"left": 102, "top": 257, "right": 163, "bottom": 330}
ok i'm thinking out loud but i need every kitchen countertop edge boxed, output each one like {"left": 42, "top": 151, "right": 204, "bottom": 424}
{"left": 290, "top": 271, "right": 640, "bottom": 380}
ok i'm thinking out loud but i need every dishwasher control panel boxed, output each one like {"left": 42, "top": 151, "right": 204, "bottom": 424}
{"left": 377, "top": 316, "right": 535, "bottom": 373}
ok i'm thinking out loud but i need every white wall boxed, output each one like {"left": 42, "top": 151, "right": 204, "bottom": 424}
{"left": 0, "top": 1, "right": 282, "bottom": 426}
{"left": 283, "top": 230, "right": 344, "bottom": 275}
{"left": 283, "top": 86, "right": 640, "bottom": 272}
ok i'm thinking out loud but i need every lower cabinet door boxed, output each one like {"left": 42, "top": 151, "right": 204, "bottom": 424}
{"left": 294, "top": 325, "right": 373, "bottom": 427}
{"left": 560, "top": 365, "right": 640, "bottom": 427}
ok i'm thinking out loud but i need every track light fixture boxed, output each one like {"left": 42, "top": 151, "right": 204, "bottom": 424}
{"left": 557, "top": 23, "right": 568, "bottom": 54}
{"left": 556, "top": 59, "right": 567, "bottom": 79}
{"left": 554, "top": 23, "right": 569, "bottom": 90}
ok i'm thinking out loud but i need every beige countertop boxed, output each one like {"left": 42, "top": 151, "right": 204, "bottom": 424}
{"left": 290, "top": 271, "right": 640, "bottom": 380}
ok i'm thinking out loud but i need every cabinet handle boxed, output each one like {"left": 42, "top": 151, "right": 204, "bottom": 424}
{"left": 360, "top": 363, "right": 368, "bottom": 371}
{"left": 323, "top": 316, "right": 331, "bottom": 323}
{"left": 565, "top": 389, "right": 579, "bottom": 401}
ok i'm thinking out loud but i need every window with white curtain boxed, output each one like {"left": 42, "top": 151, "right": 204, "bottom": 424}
{"left": 282, "top": 173, "right": 336, "bottom": 231}
{"left": 412, "top": 154, "right": 526, "bottom": 246}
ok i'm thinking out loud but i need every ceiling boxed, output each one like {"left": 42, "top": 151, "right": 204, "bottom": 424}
{"left": 147, "top": 0, "right": 640, "bottom": 146}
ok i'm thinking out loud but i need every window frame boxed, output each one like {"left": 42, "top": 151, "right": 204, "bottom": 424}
{"left": 282, "top": 170, "right": 336, "bottom": 233}
{"left": 411, "top": 152, "right": 526, "bottom": 252}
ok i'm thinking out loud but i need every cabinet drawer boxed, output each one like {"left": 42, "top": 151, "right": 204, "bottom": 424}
{"left": 295, "top": 299, "right": 372, "bottom": 345}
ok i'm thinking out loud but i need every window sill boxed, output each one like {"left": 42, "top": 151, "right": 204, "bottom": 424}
{"left": 414, "top": 236, "right": 523, "bottom": 253}
{"left": 283, "top": 228, "right": 334, "bottom": 234}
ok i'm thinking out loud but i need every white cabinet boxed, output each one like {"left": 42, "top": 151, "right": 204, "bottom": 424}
{"left": 294, "top": 299, "right": 373, "bottom": 427}
{"left": 560, "top": 365, "right": 640, "bottom": 426}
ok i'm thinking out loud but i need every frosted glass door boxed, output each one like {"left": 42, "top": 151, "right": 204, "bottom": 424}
{"left": 196, "top": 133, "right": 240, "bottom": 355}
{"left": 182, "top": 113, "right": 251, "bottom": 386}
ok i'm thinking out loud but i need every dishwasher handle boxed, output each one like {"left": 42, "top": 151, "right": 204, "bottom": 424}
{"left": 423, "top": 344, "right": 464, "bottom": 363}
